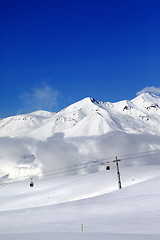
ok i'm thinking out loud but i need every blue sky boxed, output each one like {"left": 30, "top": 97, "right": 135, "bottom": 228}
{"left": 0, "top": 0, "right": 160, "bottom": 117}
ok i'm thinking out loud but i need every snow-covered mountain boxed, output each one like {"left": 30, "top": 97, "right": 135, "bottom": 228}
{"left": 1, "top": 93, "right": 160, "bottom": 240}
{"left": 0, "top": 92, "right": 160, "bottom": 181}
{"left": 1, "top": 92, "right": 160, "bottom": 139}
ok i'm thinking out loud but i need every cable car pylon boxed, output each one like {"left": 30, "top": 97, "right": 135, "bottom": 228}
{"left": 106, "top": 156, "right": 122, "bottom": 190}
{"left": 113, "top": 156, "right": 122, "bottom": 189}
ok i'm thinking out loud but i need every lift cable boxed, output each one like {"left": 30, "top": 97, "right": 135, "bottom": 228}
{"left": 1, "top": 149, "right": 160, "bottom": 184}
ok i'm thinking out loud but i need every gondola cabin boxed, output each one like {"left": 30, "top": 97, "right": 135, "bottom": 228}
{"left": 30, "top": 178, "right": 34, "bottom": 187}
{"left": 106, "top": 166, "right": 110, "bottom": 171}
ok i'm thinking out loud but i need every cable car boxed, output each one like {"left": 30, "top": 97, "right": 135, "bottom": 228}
{"left": 30, "top": 178, "right": 34, "bottom": 187}
{"left": 106, "top": 166, "right": 110, "bottom": 171}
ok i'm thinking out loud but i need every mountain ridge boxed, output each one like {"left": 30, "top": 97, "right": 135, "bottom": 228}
{"left": 0, "top": 92, "right": 160, "bottom": 139}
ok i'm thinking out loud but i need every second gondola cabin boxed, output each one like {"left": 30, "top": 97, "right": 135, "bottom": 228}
{"left": 30, "top": 178, "right": 34, "bottom": 187}
{"left": 106, "top": 166, "right": 110, "bottom": 171}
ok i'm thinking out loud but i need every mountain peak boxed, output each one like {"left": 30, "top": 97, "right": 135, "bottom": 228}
{"left": 133, "top": 91, "right": 160, "bottom": 103}
{"left": 90, "top": 98, "right": 102, "bottom": 105}
{"left": 1, "top": 93, "right": 160, "bottom": 139}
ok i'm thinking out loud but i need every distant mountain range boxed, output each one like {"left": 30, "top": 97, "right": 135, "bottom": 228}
{"left": 1, "top": 92, "right": 160, "bottom": 139}
{"left": 1, "top": 92, "right": 160, "bottom": 181}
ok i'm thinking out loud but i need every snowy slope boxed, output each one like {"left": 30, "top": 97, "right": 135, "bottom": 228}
{"left": 0, "top": 165, "right": 160, "bottom": 211}
{"left": 0, "top": 93, "right": 160, "bottom": 239}
{"left": 0, "top": 165, "right": 160, "bottom": 239}
{"left": 0, "top": 110, "right": 55, "bottom": 138}
{"left": 0, "top": 92, "right": 160, "bottom": 139}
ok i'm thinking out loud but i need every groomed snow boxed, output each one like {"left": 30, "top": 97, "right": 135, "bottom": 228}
{"left": 0, "top": 165, "right": 160, "bottom": 239}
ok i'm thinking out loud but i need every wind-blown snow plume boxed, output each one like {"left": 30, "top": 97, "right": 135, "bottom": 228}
{"left": 137, "top": 86, "right": 160, "bottom": 96}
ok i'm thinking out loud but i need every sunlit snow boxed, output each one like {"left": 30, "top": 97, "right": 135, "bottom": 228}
{"left": 0, "top": 93, "right": 160, "bottom": 239}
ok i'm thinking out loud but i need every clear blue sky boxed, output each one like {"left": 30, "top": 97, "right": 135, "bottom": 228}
{"left": 0, "top": 0, "right": 160, "bottom": 117}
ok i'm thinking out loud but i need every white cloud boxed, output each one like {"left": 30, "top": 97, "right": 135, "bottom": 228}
{"left": 0, "top": 137, "right": 38, "bottom": 180}
{"left": 35, "top": 133, "right": 82, "bottom": 176}
{"left": 0, "top": 134, "right": 83, "bottom": 180}
{"left": 20, "top": 84, "right": 61, "bottom": 113}
{"left": 1, "top": 132, "right": 160, "bottom": 182}
{"left": 137, "top": 86, "right": 160, "bottom": 96}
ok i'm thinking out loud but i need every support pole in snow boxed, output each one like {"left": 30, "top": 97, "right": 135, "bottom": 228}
{"left": 113, "top": 156, "right": 122, "bottom": 189}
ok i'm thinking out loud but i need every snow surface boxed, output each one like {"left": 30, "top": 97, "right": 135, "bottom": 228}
{"left": 1, "top": 92, "right": 160, "bottom": 139}
{"left": 0, "top": 93, "right": 160, "bottom": 239}
{"left": 0, "top": 165, "right": 160, "bottom": 239}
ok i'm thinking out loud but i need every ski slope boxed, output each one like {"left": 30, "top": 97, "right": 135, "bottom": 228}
{"left": 0, "top": 165, "right": 160, "bottom": 240}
